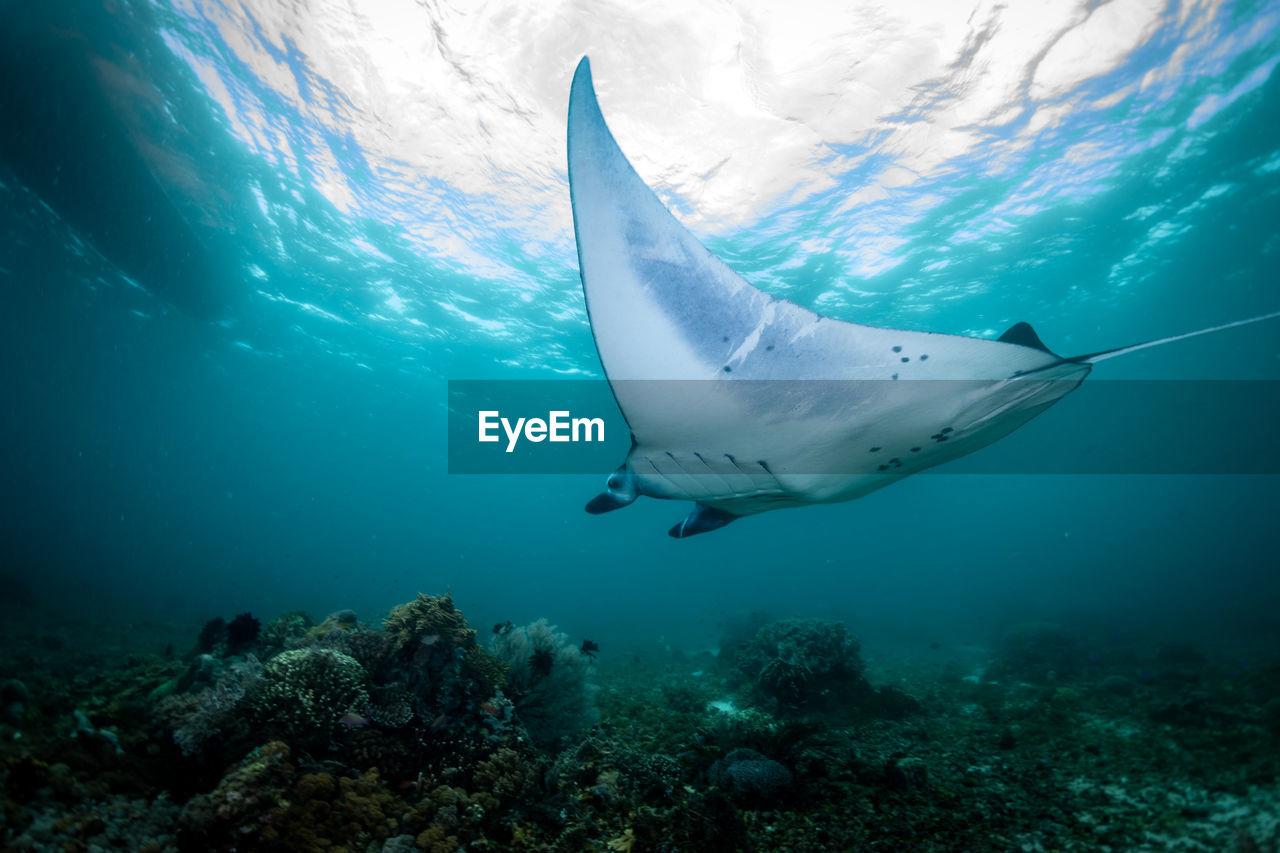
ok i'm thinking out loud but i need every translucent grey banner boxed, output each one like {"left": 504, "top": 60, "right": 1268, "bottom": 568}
{"left": 447, "top": 380, "right": 1280, "bottom": 475}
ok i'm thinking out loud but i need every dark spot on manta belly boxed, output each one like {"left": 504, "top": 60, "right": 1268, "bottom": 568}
{"left": 892, "top": 345, "right": 902, "bottom": 353}
{"left": 869, "top": 446, "right": 881, "bottom": 452}
{"left": 901, "top": 356, "right": 910, "bottom": 363}
{"left": 891, "top": 373, "right": 899, "bottom": 380}
{"left": 920, "top": 354, "right": 929, "bottom": 360}
{"left": 910, "top": 447, "right": 921, "bottom": 452}
{"left": 766, "top": 345, "right": 774, "bottom": 351}
{"left": 878, "top": 464, "right": 888, "bottom": 471}
{"left": 942, "top": 427, "right": 953, "bottom": 434}
{"left": 722, "top": 336, "right": 729, "bottom": 342}
{"left": 723, "top": 366, "right": 732, "bottom": 373}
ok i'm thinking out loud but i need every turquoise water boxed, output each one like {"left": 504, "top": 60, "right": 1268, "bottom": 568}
{"left": 2, "top": 0, "right": 1279, "bottom": 654}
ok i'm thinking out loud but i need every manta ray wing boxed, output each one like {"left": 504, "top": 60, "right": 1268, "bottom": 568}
{"left": 565, "top": 57, "right": 1278, "bottom": 537}
{"left": 567, "top": 59, "right": 1059, "bottom": 387}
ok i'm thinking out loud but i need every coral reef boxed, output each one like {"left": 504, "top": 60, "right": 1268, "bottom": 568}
{"left": 157, "top": 654, "right": 261, "bottom": 757}
{"left": 250, "top": 649, "right": 370, "bottom": 751}
{"left": 709, "top": 747, "right": 793, "bottom": 803}
{"left": 9, "top": 794, "right": 179, "bottom": 851}
{"left": 463, "top": 644, "right": 508, "bottom": 695}
{"left": 302, "top": 626, "right": 396, "bottom": 679}
{"left": 255, "top": 768, "right": 403, "bottom": 850}
{"left": 260, "top": 610, "right": 313, "bottom": 648}
{"left": 729, "top": 617, "right": 866, "bottom": 710}
{"left": 474, "top": 745, "right": 537, "bottom": 801}
{"left": 383, "top": 593, "right": 476, "bottom": 656}
{"left": 489, "top": 618, "right": 598, "bottom": 747}
{"left": 4, "top": 595, "right": 1279, "bottom": 853}
{"left": 177, "top": 740, "right": 296, "bottom": 847}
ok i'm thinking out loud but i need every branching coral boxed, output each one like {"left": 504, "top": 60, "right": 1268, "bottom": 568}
{"left": 366, "top": 682, "right": 414, "bottom": 728}
{"left": 379, "top": 593, "right": 503, "bottom": 719}
{"left": 383, "top": 593, "right": 476, "bottom": 657}
{"left": 474, "top": 746, "right": 536, "bottom": 800}
{"left": 462, "top": 645, "right": 508, "bottom": 694}
{"left": 250, "top": 649, "right": 370, "bottom": 750}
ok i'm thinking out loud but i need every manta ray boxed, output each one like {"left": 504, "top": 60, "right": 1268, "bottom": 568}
{"left": 566, "top": 57, "right": 1278, "bottom": 538}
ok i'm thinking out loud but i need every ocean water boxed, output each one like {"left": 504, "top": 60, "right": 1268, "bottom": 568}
{"left": 5, "top": 0, "right": 1278, "bottom": 651}
{"left": 3, "top": 0, "right": 1280, "bottom": 848}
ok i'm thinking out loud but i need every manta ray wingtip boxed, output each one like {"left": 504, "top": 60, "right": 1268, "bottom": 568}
{"left": 571, "top": 56, "right": 592, "bottom": 91}
{"left": 668, "top": 504, "right": 739, "bottom": 538}
{"left": 568, "top": 56, "right": 602, "bottom": 131}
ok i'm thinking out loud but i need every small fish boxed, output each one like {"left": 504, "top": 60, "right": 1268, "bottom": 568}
{"left": 479, "top": 701, "right": 500, "bottom": 717}
{"left": 419, "top": 634, "right": 441, "bottom": 647}
{"left": 580, "top": 639, "right": 600, "bottom": 660}
{"left": 338, "top": 713, "right": 371, "bottom": 730}
{"left": 493, "top": 621, "right": 513, "bottom": 635}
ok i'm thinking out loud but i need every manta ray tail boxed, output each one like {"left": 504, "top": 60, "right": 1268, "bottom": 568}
{"left": 668, "top": 504, "right": 740, "bottom": 538}
{"left": 1068, "top": 310, "right": 1280, "bottom": 365}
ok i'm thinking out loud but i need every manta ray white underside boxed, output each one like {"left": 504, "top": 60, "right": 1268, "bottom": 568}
{"left": 565, "top": 57, "right": 1279, "bottom": 538}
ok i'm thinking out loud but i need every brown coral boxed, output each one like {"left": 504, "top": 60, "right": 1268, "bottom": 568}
{"left": 463, "top": 645, "right": 508, "bottom": 693}
{"left": 343, "top": 727, "right": 419, "bottom": 783}
{"left": 405, "top": 784, "right": 499, "bottom": 848}
{"left": 257, "top": 767, "right": 406, "bottom": 851}
{"left": 415, "top": 824, "right": 460, "bottom": 853}
{"left": 474, "top": 747, "right": 536, "bottom": 801}
{"left": 383, "top": 593, "right": 476, "bottom": 656}
{"left": 177, "top": 740, "right": 296, "bottom": 847}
